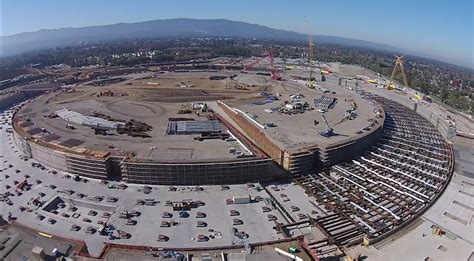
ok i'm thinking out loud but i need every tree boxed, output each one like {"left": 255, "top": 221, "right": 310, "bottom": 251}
{"left": 440, "top": 87, "right": 449, "bottom": 103}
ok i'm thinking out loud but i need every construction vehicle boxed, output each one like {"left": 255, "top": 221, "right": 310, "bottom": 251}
{"left": 227, "top": 78, "right": 249, "bottom": 90}
{"left": 335, "top": 102, "right": 358, "bottom": 126}
{"left": 307, "top": 80, "right": 316, "bottom": 89}
{"left": 319, "top": 114, "right": 334, "bottom": 138}
{"left": 387, "top": 55, "right": 409, "bottom": 90}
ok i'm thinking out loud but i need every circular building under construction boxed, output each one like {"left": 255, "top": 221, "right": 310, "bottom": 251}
{"left": 11, "top": 71, "right": 451, "bottom": 188}
{"left": 11, "top": 72, "right": 388, "bottom": 185}
{"left": 3, "top": 66, "right": 457, "bottom": 258}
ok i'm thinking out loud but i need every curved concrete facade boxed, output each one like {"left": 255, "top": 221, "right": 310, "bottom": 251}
{"left": 12, "top": 98, "right": 385, "bottom": 185}
{"left": 217, "top": 98, "right": 385, "bottom": 174}
{"left": 121, "top": 158, "right": 274, "bottom": 185}
{"left": 12, "top": 116, "right": 277, "bottom": 185}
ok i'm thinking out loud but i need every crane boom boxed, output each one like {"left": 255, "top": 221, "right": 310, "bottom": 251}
{"left": 308, "top": 35, "right": 315, "bottom": 81}
{"left": 319, "top": 113, "right": 334, "bottom": 138}
{"left": 244, "top": 51, "right": 281, "bottom": 80}
{"left": 321, "top": 114, "right": 330, "bottom": 129}
{"left": 389, "top": 55, "right": 409, "bottom": 88}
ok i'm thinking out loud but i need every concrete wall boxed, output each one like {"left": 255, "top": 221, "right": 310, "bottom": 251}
{"left": 13, "top": 118, "right": 276, "bottom": 184}
{"left": 30, "top": 142, "right": 69, "bottom": 171}
{"left": 13, "top": 124, "right": 108, "bottom": 178}
{"left": 319, "top": 125, "right": 384, "bottom": 167}
{"left": 218, "top": 102, "right": 285, "bottom": 165}
{"left": 12, "top": 130, "right": 68, "bottom": 172}
{"left": 283, "top": 149, "right": 316, "bottom": 175}
{"left": 66, "top": 155, "right": 109, "bottom": 179}
{"left": 416, "top": 106, "right": 474, "bottom": 149}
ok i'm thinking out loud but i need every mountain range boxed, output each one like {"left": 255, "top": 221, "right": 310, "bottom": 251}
{"left": 1, "top": 18, "right": 400, "bottom": 57}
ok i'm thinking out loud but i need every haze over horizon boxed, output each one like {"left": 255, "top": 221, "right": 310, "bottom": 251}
{"left": 1, "top": 0, "right": 473, "bottom": 68}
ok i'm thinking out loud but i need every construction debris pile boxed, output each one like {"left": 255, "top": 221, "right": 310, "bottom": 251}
{"left": 225, "top": 75, "right": 251, "bottom": 90}
{"left": 271, "top": 93, "right": 313, "bottom": 115}
{"left": 335, "top": 100, "right": 358, "bottom": 126}
{"left": 92, "top": 112, "right": 152, "bottom": 137}
{"left": 177, "top": 102, "right": 208, "bottom": 115}
{"left": 116, "top": 119, "right": 152, "bottom": 138}
{"left": 175, "top": 80, "right": 195, "bottom": 88}
{"left": 149, "top": 251, "right": 185, "bottom": 260}
{"left": 92, "top": 112, "right": 126, "bottom": 123}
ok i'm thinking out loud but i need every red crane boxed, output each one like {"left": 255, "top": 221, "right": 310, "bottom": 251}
{"left": 244, "top": 57, "right": 264, "bottom": 71}
{"left": 266, "top": 51, "right": 281, "bottom": 80}
{"left": 244, "top": 51, "right": 281, "bottom": 80}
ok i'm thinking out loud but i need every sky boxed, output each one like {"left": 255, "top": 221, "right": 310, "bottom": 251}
{"left": 1, "top": 0, "right": 473, "bottom": 68}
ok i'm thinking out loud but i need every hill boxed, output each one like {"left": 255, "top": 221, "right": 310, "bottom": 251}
{"left": 0, "top": 18, "right": 399, "bottom": 56}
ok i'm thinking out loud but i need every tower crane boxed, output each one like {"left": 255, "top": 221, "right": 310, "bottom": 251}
{"left": 306, "top": 35, "right": 317, "bottom": 88}
{"left": 308, "top": 35, "right": 315, "bottom": 81}
{"left": 388, "top": 55, "right": 408, "bottom": 90}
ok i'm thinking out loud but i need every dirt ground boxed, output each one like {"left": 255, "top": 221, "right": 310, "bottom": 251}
{"left": 49, "top": 75, "right": 268, "bottom": 104}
